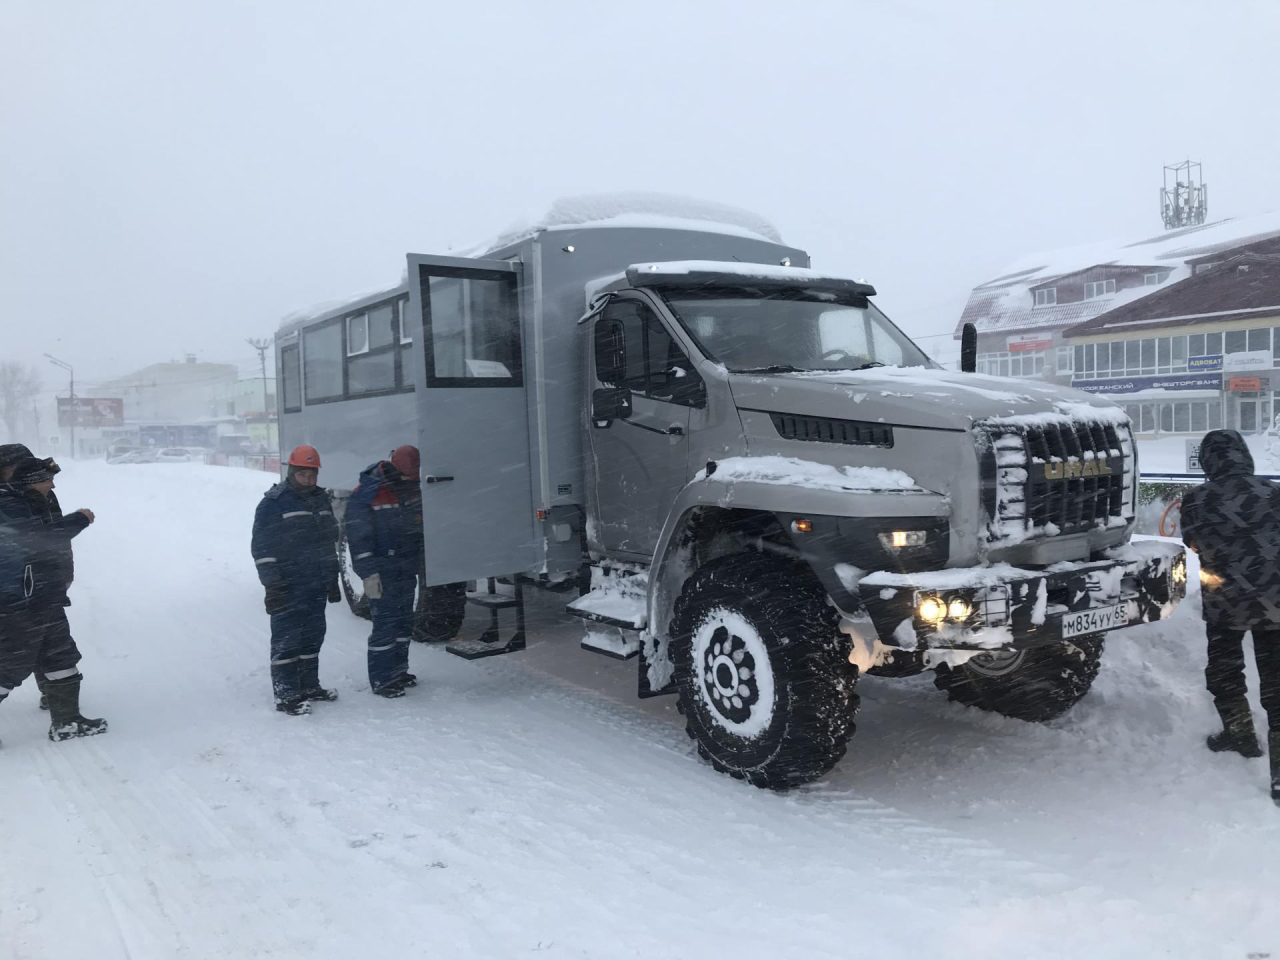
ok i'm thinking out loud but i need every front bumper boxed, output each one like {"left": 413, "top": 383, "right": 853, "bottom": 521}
{"left": 855, "top": 539, "right": 1187, "bottom": 652}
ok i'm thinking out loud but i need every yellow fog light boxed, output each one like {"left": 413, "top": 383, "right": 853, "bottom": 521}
{"left": 1171, "top": 560, "right": 1187, "bottom": 584}
{"left": 918, "top": 596, "right": 945, "bottom": 623}
{"left": 879, "top": 530, "right": 927, "bottom": 550}
{"left": 947, "top": 598, "right": 971, "bottom": 620}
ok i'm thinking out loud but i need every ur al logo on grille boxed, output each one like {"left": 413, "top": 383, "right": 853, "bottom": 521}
{"left": 1043, "top": 458, "right": 1116, "bottom": 480}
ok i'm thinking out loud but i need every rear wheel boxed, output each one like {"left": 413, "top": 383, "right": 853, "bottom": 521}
{"left": 669, "top": 552, "right": 859, "bottom": 790}
{"left": 933, "top": 637, "right": 1105, "bottom": 722}
{"left": 415, "top": 582, "right": 467, "bottom": 643}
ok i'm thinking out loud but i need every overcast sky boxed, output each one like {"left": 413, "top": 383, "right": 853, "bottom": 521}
{"left": 4, "top": 0, "right": 1279, "bottom": 391}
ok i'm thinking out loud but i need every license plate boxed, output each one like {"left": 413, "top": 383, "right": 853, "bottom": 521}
{"left": 1061, "top": 603, "right": 1129, "bottom": 639}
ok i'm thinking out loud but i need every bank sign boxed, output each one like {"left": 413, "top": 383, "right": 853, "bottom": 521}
{"left": 1070, "top": 373, "right": 1222, "bottom": 395}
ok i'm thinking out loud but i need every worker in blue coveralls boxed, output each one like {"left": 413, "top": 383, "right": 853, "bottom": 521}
{"left": 251, "top": 444, "right": 341, "bottom": 716}
{"left": 345, "top": 445, "right": 423, "bottom": 698}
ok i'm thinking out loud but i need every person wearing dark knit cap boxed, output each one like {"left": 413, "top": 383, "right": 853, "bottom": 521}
{"left": 0, "top": 457, "right": 105, "bottom": 741}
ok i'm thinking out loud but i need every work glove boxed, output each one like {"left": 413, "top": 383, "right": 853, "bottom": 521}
{"left": 264, "top": 581, "right": 288, "bottom": 616}
{"left": 328, "top": 578, "right": 342, "bottom": 604}
{"left": 362, "top": 573, "right": 383, "bottom": 600}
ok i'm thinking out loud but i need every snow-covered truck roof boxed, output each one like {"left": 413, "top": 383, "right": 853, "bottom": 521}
{"left": 623, "top": 260, "right": 877, "bottom": 297}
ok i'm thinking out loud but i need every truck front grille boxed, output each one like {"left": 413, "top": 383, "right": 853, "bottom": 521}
{"left": 981, "top": 419, "right": 1135, "bottom": 543}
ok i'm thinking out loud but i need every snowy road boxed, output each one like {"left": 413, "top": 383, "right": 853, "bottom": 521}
{"left": 2, "top": 461, "right": 1278, "bottom": 959}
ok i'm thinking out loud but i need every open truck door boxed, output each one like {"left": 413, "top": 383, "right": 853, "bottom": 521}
{"left": 406, "top": 254, "right": 537, "bottom": 590}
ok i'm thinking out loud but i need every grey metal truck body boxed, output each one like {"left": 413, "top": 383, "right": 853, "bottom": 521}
{"left": 277, "top": 211, "right": 1186, "bottom": 788}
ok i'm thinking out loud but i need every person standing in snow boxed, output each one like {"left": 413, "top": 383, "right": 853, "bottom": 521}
{"left": 1181, "top": 429, "right": 1280, "bottom": 805}
{"left": 0, "top": 444, "right": 66, "bottom": 712}
{"left": 251, "top": 445, "right": 342, "bottom": 716}
{"left": 0, "top": 456, "right": 107, "bottom": 741}
{"left": 345, "top": 445, "right": 423, "bottom": 698}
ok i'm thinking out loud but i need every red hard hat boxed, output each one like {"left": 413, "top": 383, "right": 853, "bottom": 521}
{"left": 288, "top": 444, "right": 321, "bottom": 468}
{"left": 390, "top": 445, "right": 420, "bottom": 478}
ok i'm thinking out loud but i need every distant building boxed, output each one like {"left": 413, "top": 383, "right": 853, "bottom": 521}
{"left": 956, "top": 212, "right": 1280, "bottom": 385}
{"left": 97, "top": 358, "right": 239, "bottom": 423}
{"left": 1063, "top": 235, "right": 1280, "bottom": 437}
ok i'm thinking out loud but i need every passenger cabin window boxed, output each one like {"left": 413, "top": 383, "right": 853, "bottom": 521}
{"left": 596, "top": 299, "right": 703, "bottom": 406}
{"left": 423, "top": 273, "right": 522, "bottom": 386}
{"left": 281, "top": 343, "right": 301, "bottom": 412}
{"left": 304, "top": 321, "right": 343, "bottom": 402}
{"left": 347, "top": 302, "right": 397, "bottom": 396}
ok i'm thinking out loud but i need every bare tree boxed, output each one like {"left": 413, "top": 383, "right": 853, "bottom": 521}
{"left": 0, "top": 360, "right": 42, "bottom": 444}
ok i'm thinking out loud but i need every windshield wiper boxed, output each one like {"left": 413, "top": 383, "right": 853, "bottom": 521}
{"left": 856, "top": 361, "right": 886, "bottom": 369}
{"left": 737, "top": 364, "right": 808, "bottom": 374}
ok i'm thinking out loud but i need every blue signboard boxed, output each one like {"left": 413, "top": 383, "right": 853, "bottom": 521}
{"left": 1188, "top": 354, "right": 1223, "bottom": 372}
{"left": 1070, "top": 373, "right": 1222, "bottom": 395}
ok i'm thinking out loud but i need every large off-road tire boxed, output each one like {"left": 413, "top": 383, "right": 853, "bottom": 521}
{"left": 337, "top": 530, "right": 371, "bottom": 621}
{"left": 933, "top": 637, "right": 1105, "bottom": 723}
{"left": 415, "top": 582, "right": 467, "bottom": 643}
{"left": 669, "top": 552, "right": 860, "bottom": 790}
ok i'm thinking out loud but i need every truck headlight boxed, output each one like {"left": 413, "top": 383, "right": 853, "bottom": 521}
{"left": 918, "top": 596, "right": 946, "bottom": 623}
{"left": 1171, "top": 559, "right": 1187, "bottom": 584}
{"left": 947, "top": 598, "right": 971, "bottom": 620}
{"left": 879, "top": 530, "right": 927, "bottom": 549}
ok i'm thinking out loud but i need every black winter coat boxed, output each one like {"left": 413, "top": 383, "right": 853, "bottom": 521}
{"left": 0, "top": 484, "right": 90, "bottom": 610}
{"left": 251, "top": 481, "right": 340, "bottom": 595}
{"left": 1181, "top": 429, "right": 1280, "bottom": 629}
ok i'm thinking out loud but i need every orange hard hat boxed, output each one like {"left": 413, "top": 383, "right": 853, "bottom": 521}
{"left": 288, "top": 444, "right": 321, "bottom": 468}
{"left": 390, "top": 445, "right": 420, "bottom": 477}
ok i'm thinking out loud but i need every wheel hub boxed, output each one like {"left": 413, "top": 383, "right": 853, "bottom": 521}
{"left": 702, "top": 626, "right": 760, "bottom": 724}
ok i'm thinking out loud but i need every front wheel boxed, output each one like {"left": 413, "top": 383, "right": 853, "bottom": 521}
{"left": 933, "top": 637, "right": 1105, "bottom": 723}
{"left": 669, "top": 553, "right": 859, "bottom": 790}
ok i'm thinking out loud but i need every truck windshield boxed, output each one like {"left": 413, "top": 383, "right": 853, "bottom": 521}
{"left": 660, "top": 287, "right": 934, "bottom": 373}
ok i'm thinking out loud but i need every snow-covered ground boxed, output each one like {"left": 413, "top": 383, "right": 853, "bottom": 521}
{"left": 3, "top": 461, "right": 1280, "bottom": 959}
{"left": 1139, "top": 432, "right": 1280, "bottom": 475}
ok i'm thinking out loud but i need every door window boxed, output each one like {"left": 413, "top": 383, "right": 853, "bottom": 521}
{"left": 423, "top": 272, "right": 522, "bottom": 385}
{"left": 599, "top": 300, "right": 703, "bottom": 406}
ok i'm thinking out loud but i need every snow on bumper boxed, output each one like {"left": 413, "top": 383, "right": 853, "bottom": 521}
{"left": 855, "top": 540, "right": 1186, "bottom": 652}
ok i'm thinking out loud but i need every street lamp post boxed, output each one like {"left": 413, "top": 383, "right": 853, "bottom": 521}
{"left": 246, "top": 338, "right": 273, "bottom": 451}
{"left": 44, "top": 353, "right": 74, "bottom": 459}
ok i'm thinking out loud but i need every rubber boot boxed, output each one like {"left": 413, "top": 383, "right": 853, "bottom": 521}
{"left": 45, "top": 676, "right": 108, "bottom": 742}
{"left": 1207, "top": 703, "right": 1263, "bottom": 758}
{"left": 1271, "top": 733, "right": 1280, "bottom": 807}
{"left": 37, "top": 677, "right": 49, "bottom": 711}
{"left": 298, "top": 657, "right": 337, "bottom": 703}
{"left": 275, "top": 698, "right": 311, "bottom": 716}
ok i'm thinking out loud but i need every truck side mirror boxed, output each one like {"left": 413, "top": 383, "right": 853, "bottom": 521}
{"left": 960, "top": 322, "right": 977, "bottom": 374}
{"left": 594, "top": 319, "right": 627, "bottom": 385}
{"left": 591, "top": 387, "right": 632, "bottom": 426}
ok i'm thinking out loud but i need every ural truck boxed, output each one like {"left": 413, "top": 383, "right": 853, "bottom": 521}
{"left": 275, "top": 197, "right": 1186, "bottom": 789}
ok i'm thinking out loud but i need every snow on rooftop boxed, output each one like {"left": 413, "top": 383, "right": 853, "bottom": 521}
{"left": 476, "top": 192, "right": 785, "bottom": 253}
{"left": 984, "top": 209, "right": 1280, "bottom": 289}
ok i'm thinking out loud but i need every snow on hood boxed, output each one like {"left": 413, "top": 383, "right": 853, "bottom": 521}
{"left": 696, "top": 456, "right": 923, "bottom": 493}
{"left": 728, "top": 365, "right": 1125, "bottom": 431}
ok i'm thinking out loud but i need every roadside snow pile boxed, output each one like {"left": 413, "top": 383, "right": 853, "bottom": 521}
{"left": 697, "top": 456, "right": 922, "bottom": 493}
{"left": 479, "top": 192, "right": 785, "bottom": 252}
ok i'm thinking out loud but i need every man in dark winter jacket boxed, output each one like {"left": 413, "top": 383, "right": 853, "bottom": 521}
{"left": 251, "top": 445, "right": 342, "bottom": 715}
{"left": 0, "top": 456, "right": 106, "bottom": 741}
{"left": 346, "top": 445, "right": 423, "bottom": 697}
{"left": 1, "top": 443, "right": 66, "bottom": 711}
{"left": 1181, "top": 429, "right": 1280, "bottom": 805}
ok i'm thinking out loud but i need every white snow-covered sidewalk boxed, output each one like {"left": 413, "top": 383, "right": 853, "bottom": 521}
{"left": 2, "top": 461, "right": 1279, "bottom": 959}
